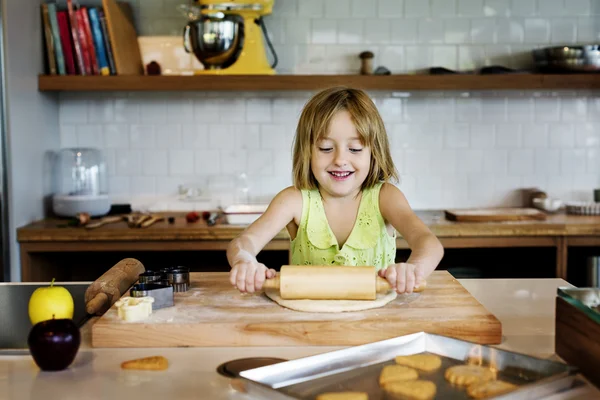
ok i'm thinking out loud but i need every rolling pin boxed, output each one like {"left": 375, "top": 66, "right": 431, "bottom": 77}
{"left": 262, "top": 265, "right": 426, "bottom": 300}
{"left": 84, "top": 258, "right": 145, "bottom": 315}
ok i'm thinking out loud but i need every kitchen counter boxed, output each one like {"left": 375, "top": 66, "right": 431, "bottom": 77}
{"left": 16, "top": 210, "right": 600, "bottom": 282}
{"left": 1, "top": 278, "right": 599, "bottom": 399}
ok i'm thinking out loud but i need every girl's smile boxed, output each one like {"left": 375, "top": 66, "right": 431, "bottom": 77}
{"left": 311, "top": 110, "right": 371, "bottom": 199}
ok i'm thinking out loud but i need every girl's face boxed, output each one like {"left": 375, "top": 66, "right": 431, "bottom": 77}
{"left": 311, "top": 110, "right": 371, "bottom": 199}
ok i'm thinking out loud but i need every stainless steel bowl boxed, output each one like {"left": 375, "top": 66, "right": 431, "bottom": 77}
{"left": 532, "top": 45, "right": 600, "bottom": 72}
{"left": 183, "top": 14, "right": 244, "bottom": 70}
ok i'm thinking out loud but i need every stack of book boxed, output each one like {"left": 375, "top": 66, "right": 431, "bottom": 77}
{"left": 41, "top": 0, "right": 115, "bottom": 76}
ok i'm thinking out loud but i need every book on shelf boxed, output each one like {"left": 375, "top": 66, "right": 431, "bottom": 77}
{"left": 41, "top": 0, "right": 131, "bottom": 76}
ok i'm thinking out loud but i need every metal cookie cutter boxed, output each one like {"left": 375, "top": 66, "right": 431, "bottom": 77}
{"left": 130, "top": 283, "right": 174, "bottom": 310}
{"left": 167, "top": 267, "right": 190, "bottom": 292}
{"left": 138, "top": 270, "right": 162, "bottom": 284}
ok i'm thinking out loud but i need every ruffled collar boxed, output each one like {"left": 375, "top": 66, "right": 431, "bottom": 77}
{"left": 306, "top": 188, "right": 379, "bottom": 251}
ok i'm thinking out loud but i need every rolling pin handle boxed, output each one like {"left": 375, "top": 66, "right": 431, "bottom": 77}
{"left": 86, "top": 292, "right": 109, "bottom": 315}
{"left": 262, "top": 275, "right": 280, "bottom": 291}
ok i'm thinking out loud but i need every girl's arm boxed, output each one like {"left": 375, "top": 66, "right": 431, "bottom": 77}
{"left": 227, "top": 186, "right": 301, "bottom": 292}
{"left": 379, "top": 183, "right": 444, "bottom": 290}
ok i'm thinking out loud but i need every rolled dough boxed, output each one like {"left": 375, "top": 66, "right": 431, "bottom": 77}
{"left": 265, "top": 289, "right": 398, "bottom": 313}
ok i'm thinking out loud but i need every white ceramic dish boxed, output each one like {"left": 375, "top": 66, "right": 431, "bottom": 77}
{"left": 532, "top": 197, "right": 563, "bottom": 213}
{"left": 223, "top": 204, "right": 268, "bottom": 225}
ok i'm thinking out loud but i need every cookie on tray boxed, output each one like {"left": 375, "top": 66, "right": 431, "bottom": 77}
{"left": 467, "top": 380, "right": 517, "bottom": 399}
{"left": 379, "top": 364, "right": 419, "bottom": 386}
{"left": 394, "top": 353, "right": 442, "bottom": 372}
{"left": 316, "top": 392, "right": 368, "bottom": 400}
{"left": 444, "top": 365, "right": 495, "bottom": 387}
{"left": 382, "top": 380, "right": 437, "bottom": 400}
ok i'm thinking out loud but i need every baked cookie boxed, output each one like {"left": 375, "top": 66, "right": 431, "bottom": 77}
{"left": 379, "top": 364, "right": 419, "bottom": 386}
{"left": 394, "top": 354, "right": 442, "bottom": 372}
{"left": 316, "top": 392, "right": 368, "bottom": 400}
{"left": 444, "top": 365, "right": 494, "bottom": 387}
{"left": 382, "top": 380, "right": 436, "bottom": 400}
{"left": 120, "top": 355, "right": 168, "bottom": 371}
{"left": 467, "top": 380, "right": 517, "bottom": 399}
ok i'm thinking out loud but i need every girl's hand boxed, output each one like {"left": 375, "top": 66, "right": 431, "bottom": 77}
{"left": 230, "top": 261, "right": 276, "bottom": 293}
{"left": 378, "top": 263, "right": 425, "bottom": 294}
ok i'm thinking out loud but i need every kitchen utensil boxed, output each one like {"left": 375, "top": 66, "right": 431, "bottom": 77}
{"left": 138, "top": 270, "right": 162, "bottom": 284}
{"left": 91, "top": 271, "right": 502, "bottom": 348}
{"left": 84, "top": 258, "right": 145, "bottom": 315}
{"left": 178, "top": 0, "right": 277, "bottom": 75}
{"left": 238, "top": 331, "right": 578, "bottom": 400}
{"left": 52, "top": 147, "right": 111, "bottom": 217}
{"left": 532, "top": 45, "right": 600, "bottom": 72}
{"left": 167, "top": 267, "right": 190, "bottom": 292}
{"left": 130, "top": 283, "right": 174, "bottom": 310}
{"left": 444, "top": 207, "right": 547, "bottom": 222}
{"left": 263, "top": 265, "right": 425, "bottom": 300}
{"left": 85, "top": 215, "right": 124, "bottom": 229}
{"left": 565, "top": 201, "right": 600, "bottom": 216}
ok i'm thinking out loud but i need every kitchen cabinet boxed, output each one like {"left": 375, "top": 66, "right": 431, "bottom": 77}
{"left": 16, "top": 211, "right": 600, "bottom": 284}
{"left": 37, "top": 73, "right": 600, "bottom": 92}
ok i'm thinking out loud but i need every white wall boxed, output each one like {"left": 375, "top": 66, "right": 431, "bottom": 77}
{"left": 3, "top": 0, "right": 60, "bottom": 281}
{"left": 58, "top": 0, "right": 600, "bottom": 211}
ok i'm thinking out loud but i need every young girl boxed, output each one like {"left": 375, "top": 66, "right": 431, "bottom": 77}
{"left": 227, "top": 86, "right": 444, "bottom": 295}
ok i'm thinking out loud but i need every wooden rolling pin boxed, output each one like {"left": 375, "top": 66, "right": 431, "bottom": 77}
{"left": 84, "top": 258, "right": 145, "bottom": 315}
{"left": 262, "top": 265, "right": 426, "bottom": 300}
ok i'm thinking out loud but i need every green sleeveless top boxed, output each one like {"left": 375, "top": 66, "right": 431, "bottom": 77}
{"left": 290, "top": 182, "right": 396, "bottom": 271}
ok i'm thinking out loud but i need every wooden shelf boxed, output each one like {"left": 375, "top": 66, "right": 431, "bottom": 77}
{"left": 38, "top": 73, "right": 600, "bottom": 92}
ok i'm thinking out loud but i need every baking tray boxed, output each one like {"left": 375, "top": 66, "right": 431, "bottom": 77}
{"left": 557, "top": 287, "right": 600, "bottom": 323}
{"left": 239, "top": 332, "right": 578, "bottom": 399}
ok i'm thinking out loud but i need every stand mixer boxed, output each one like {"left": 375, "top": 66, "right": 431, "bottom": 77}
{"left": 179, "top": 0, "right": 278, "bottom": 74}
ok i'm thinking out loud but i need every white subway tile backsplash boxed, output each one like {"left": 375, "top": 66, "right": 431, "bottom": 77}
{"left": 510, "top": 0, "right": 535, "bottom": 16}
{"left": 169, "top": 150, "right": 194, "bottom": 175}
{"left": 104, "top": 125, "right": 130, "bottom": 149}
{"left": 326, "top": 0, "right": 351, "bottom": 18}
{"left": 561, "top": 149, "right": 587, "bottom": 174}
{"left": 549, "top": 124, "right": 575, "bottom": 148}
{"left": 298, "top": 0, "right": 323, "bottom": 17}
{"left": 405, "top": 0, "right": 430, "bottom": 17}
{"left": 484, "top": 0, "right": 510, "bottom": 17}
{"left": 351, "top": 0, "right": 375, "bottom": 17}
{"left": 142, "top": 150, "right": 168, "bottom": 176}
{"left": 524, "top": 19, "right": 551, "bottom": 42}
{"left": 378, "top": 0, "right": 405, "bottom": 17}
{"left": 130, "top": 125, "right": 156, "bottom": 149}
{"left": 77, "top": 125, "right": 104, "bottom": 148}
{"left": 58, "top": 1, "right": 600, "bottom": 208}
{"left": 550, "top": 18, "right": 577, "bottom": 43}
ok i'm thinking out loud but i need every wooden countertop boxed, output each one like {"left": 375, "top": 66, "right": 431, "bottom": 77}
{"left": 16, "top": 210, "right": 600, "bottom": 243}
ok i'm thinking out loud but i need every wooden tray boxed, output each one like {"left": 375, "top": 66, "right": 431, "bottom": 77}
{"left": 91, "top": 271, "right": 502, "bottom": 348}
{"left": 445, "top": 207, "right": 547, "bottom": 222}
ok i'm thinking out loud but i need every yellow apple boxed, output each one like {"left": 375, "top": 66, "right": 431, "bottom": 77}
{"left": 28, "top": 278, "right": 74, "bottom": 325}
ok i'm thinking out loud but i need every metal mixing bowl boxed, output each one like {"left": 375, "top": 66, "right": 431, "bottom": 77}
{"left": 184, "top": 13, "right": 244, "bottom": 70}
{"left": 532, "top": 45, "right": 600, "bottom": 72}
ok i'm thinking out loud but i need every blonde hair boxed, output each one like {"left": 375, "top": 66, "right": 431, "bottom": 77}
{"left": 292, "top": 86, "right": 398, "bottom": 190}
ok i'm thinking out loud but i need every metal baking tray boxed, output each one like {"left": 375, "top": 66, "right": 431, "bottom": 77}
{"left": 239, "top": 332, "right": 578, "bottom": 399}
{"left": 557, "top": 287, "right": 600, "bottom": 324}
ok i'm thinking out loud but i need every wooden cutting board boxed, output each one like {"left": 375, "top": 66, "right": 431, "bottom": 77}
{"left": 445, "top": 207, "right": 547, "bottom": 222}
{"left": 91, "top": 271, "right": 502, "bottom": 348}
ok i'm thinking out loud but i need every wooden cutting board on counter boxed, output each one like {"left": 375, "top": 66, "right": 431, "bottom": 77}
{"left": 91, "top": 271, "right": 502, "bottom": 348}
{"left": 445, "top": 207, "right": 547, "bottom": 222}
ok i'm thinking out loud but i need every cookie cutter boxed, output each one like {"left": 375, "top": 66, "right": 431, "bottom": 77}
{"left": 138, "top": 270, "right": 162, "bottom": 284}
{"left": 130, "top": 283, "right": 174, "bottom": 310}
{"left": 167, "top": 267, "right": 190, "bottom": 292}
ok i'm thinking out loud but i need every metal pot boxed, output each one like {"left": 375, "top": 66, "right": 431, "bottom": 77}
{"left": 183, "top": 13, "right": 244, "bottom": 70}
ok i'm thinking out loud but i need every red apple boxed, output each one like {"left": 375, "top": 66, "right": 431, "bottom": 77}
{"left": 27, "top": 317, "right": 81, "bottom": 371}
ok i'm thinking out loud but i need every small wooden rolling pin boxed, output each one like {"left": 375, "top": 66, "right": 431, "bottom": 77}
{"left": 84, "top": 258, "right": 145, "bottom": 315}
{"left": 262, "top": 265, "right": 426, "bottom": 300}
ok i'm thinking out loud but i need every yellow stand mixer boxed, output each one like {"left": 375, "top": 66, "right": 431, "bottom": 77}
{"left": 180, "top": 0, "right": 277, "bottom": 75}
